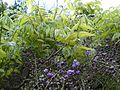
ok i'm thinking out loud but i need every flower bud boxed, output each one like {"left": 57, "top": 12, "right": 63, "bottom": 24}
{"left": 75, "top": 70, "right": 80, "bottom": 75}
{"left": 67, "top": 70, "right": 75, "bottom": 76}
{"left": 64, "top": 74, "right": 69, "bottom": 79}
{"left": 43, "top": 68, "right": 49, "bottom": 73}
{"left": 47, "top": 73, "right": 54, "bottom": 78}
{"left": 72, "top": 60, "right": 80, "bottom": 68}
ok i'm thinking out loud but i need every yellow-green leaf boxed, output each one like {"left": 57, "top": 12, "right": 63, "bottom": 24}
{"left": 0, "top": 49, "right": 6, "bottom": 59}
{"left": 65, "top": 32, "right": 77, "bottom": 41}
{"left": 0, "top": 69, "right": 4, "bottom": 73}
{"left": 80, "top": 23, "right": 94, "bottom": 30}
{"left": 56, "top": 36, "right": 65, "bottom": 42}
{"left": 77, "top": 46, "right": 94, "bottom": 51}
{"left": 112, "top": 33, "right": 120, "bottom": 41}
{"left": 19, "top": 16, "right": 29, "bottom": 25}
{"left": 14, "top": 69, "right": 20, "bottom": 74}
{"left": 78, "top": 31, "right": 95, "bottom": 38}
{"left": 72, "top": 21, "right": 80, "bottom": 31}
{"left": 74, "top": 46, "right": 94, "bottom": 58}
{"left": 37, "top": 39, "right": 45, "bottom": 43}
{"left": 65, "top": 31, "right": 95, "bottom": 41}
{"left": 6, "top": 68, "right": 13, "bottom": 76}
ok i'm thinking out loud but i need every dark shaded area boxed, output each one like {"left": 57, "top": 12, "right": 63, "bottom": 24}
{"left": 0, "top": 43, "right": 120, "bottom": 90}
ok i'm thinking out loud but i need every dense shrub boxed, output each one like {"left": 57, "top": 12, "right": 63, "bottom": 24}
{"left": 0, "top": 0, "right": 120, "bottom": 89}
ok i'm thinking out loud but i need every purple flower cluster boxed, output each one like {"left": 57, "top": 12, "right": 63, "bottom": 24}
{"left": 75, "top": 70, "right": 80, "bottom": 75}
{"left": 63, "top": 60, "right": 81, "bottom": 79}
{"left": 43, "top": 59, "right": 80, "bottom": 79}
{"left": 57, "top": 61, "right": 66, "bottom": 68}
{"left": 67, "top": 70, "right": 75, "bottom": 76}
{"left": 64, "top": 69, "right": 80, "bottom": 78}
{"left": 85, "top": 50, "right": 91, "bottom": 56}
{"left": 66, "top": 69, "right": 80, "bottom": 76}
{"left": 43, "top": 68, "right": 54, "bottom": 78}
{"left": 72, "top": 59, "right": 80, "bottom": 68}
{"left": 47, "top": 73, "right": 54, "bottom": 78}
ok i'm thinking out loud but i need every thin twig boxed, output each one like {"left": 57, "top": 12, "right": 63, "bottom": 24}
{"left": 53, "top": 0, "right": 58, "bottom": 20}
{"left": 47, "top": 47, "right": 63, "bottom": 60}
{"left": 34, "top": 56, "right": 40, "bottom": 90}
{"left": 80, "top": 76, "right": 85, "bottom": 90}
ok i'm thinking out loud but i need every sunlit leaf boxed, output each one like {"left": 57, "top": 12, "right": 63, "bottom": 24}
{"left": 0, "top": 69, "right": 4, "bottom": 73}
{"left": 19, "top": 16, "right": 29, "bottom": 25}
{"left": 14, "top": 69, "right": 20, "bottom": 74}
{"left": 78, "top": 31, "right": 95, "bottom": 38}
{"left": 112, "top": 33, "right": 120, "bottom": 41}
{"left": 65, "top": 31, "right": 95, "bottom": 41}
{"left": 0, "top": 49, "right": 6, "bottom": 59}
{"left": 72, "top": 21, "right": 80, "bottom": 31}
{"left": 37, "top": 39, "right": 45, "bottom": 43}
{"left": 6, "top": 68, "right": 13, "bottom": 76}
{"left": 76, "top": 46, "right": 94, "bottom": 51}
{"left": 80, "top": 23, "right": 94, "bottom": 31}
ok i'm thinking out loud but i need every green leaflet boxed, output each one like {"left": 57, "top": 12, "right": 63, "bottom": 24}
{"left": 65, "top": 39, "right": 77, "bottom": 46}
{"left": 99, "top": 30, "right": 120, "bottom": 40}
{"left": 15, "top": 59, "right": 23, "bottom": 65}
{"left": 37, "top": 39, "right": 45, "bottom": 43}
{"left": 62, "top": 46, "right": 72, "bottom": 58}
{"left": 76, "top": 46, "right": 94, "bottom": 51}
{"left": 65, "top": 31, "right": 95, "bottom": 41}
{"left": 2, "top": 25, "right": 12, "bottom": 31}
{"left": 65, "top": 32, "right": 77, "bottom": 41}
{"left": 74, "top": 45, "right": 94, "bottom": 58}
{"left": 56, "top": 36, "right": 65, "bottom": 42}
{"left": 112, "top": 33, "right": 120, "bottom": 41}
{"left": 78, "top": 31, "right": 95, "bottom": 37}
{"left": 80, "top": 23, "right": 94, "bottom": 31}
{"left": 63, "top": 31, "right": 95, "bottom": 45}
{"left": 0, "top": 69, "right": 4, "bottom": 73}
{"left": 5, "top": 68, "right": 13, "bottom": 76}
{"left": 72, "top": 20, "right": 80, "bottom": 31}
{"left": 13, "top": 68, "right": 20, "bottom": 74}
{"left": 19, "top": 16, "right": 29, "bottom": 25}
{"left": 0, "top": 49, "right": 6, "bottom": 59}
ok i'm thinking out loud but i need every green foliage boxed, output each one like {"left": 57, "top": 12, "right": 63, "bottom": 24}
{"left": 0, "top": 1, "right": 8, "bottom": 15}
